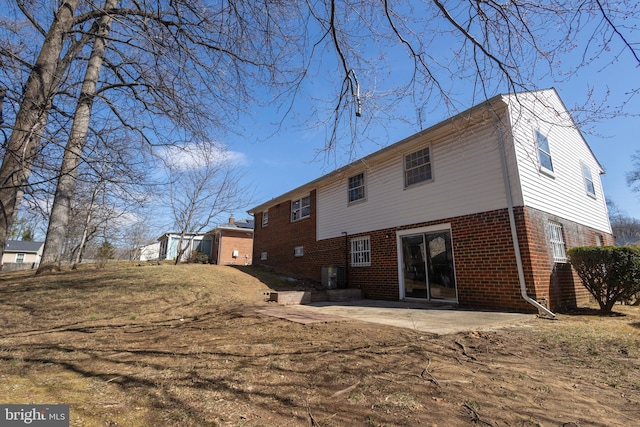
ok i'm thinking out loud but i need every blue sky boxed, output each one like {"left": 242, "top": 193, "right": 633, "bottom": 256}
{"left": 225, "top": 51, "right": 640, "bottom": 223}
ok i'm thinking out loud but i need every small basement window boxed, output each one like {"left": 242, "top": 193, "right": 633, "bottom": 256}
{"left": 350, "top": 236, "right": 371, "bottom": 267}
{"left": 548, "top": 221, "right": 567, "bottom": 263}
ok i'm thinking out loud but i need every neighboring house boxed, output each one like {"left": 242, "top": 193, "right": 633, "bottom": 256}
{"left": 139, "top": 242, "right": 161, "bottom": 261}
{"left": 157, "top": 232, "right": 213, "bottom": 262}
{"left": 248, "top": 89, "right": 613, "bottom": 314}
{"left": 208, "top": 216, "right": 254, "bottom": 265}
{"left": 2, "top": 240, "right": 44, "bottom": 271}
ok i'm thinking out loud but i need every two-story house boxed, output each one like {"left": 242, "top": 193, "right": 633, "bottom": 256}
{"left": 248, "top": 89, "right": 613, "bottom": 313}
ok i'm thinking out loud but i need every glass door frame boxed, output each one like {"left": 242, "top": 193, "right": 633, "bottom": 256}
{"left": 396, "top": 224, "right": 459, "bottom": 303}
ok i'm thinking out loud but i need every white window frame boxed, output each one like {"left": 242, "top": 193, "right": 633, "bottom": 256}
{"left": 291, "top": 195, "right": 311, "bottom": 222}
{"left": 294, "top": 246, "right": 304, "bottom": 257}
{"left": 348, "top": 172, "right": 366, "bottom": 204}
{"left": 404, "top": 146, "right": 433, "bottom": 188}
{"left": 536, "top": 131, "right": 554, "bottom": 175}
{"left": 548, "top": 222, "right": 567, "bottom": 263}
{"left": 262, "top": 211, "right": 269, "bottom": 227}
{"left": 15, "top": 253, "right": 25, "bottom": 263}
{"left": 581, "top": 163, "right": 596, "bottom": 198}
{"left": 350, "top": 236, "right": 371, "bottom": 267}
{"left": 260, "top": 252, "right": 267, "bottom": 261}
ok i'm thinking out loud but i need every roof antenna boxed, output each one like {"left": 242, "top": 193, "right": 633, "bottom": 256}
{"left": 349, "top": 69, "right": 362, "bottom": 117}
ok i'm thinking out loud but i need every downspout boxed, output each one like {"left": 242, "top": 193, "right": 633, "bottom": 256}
{"left": 342, "top": 231, "right": 349, "bottom": 288}
{"left": 494, "top": 108, "right": 556, "bottom": 319}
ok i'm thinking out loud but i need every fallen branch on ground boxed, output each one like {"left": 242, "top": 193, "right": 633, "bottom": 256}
{"left": 463, "top": 402, "right": 494, "bottom": 427}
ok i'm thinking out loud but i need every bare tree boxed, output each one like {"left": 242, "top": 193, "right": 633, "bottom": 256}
{"left": 163, "top": 141, "right": 249, "bottom": 265}
{"left": 38, "top": 0, "right": 119, "bottom": 272}
{"left": 1, "top": 0, "right": 299, "bottom": 265}
{"left": 608, "top": 199, "right": 640, "bottom": 245}
{"left": 627, "top": 152, "right": 640, "bottom": 193}
{"left": 1, "top": 0, "right": 638, "bottom": 265}
{"left": 0, "top": 0, "right": 89, "bottom": 263}
{"left": 117, "top": 220, "right": 155, "bottom": 261}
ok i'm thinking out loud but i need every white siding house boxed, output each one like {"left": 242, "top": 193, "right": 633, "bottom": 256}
{"left": 249, "top": 88, "right": 614, "bottom": 313}
{"left": 157, "top": 233, "right": 213, "bottom": 262}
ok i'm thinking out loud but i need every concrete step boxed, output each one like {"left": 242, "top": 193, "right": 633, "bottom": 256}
{"left": 267, "top": 288, "right": 362, "bottom": 305}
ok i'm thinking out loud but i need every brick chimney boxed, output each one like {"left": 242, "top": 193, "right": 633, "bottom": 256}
{"left": 229, "top": 215, "right": 235, "bottom": 224}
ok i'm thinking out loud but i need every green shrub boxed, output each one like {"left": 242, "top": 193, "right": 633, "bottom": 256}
{"left": 567, "top": 246, "right": 640, "bottom": 313}
{"left": 187, "top": 250, "right": 209, "bottom": 264}
{"left": 96, "top": 240, "right": 115, "bottom": 269}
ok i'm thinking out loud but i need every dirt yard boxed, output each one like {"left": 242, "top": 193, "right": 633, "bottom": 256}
{"left": 0, "top": 263, "right": 638, "bottom": 426}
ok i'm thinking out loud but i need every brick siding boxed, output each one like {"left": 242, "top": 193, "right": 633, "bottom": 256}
{"left": 215, "top": 230, "right": 253, "bottom": 265}
{"left": 253, "top": 191, "right": 613, "bottom": 313}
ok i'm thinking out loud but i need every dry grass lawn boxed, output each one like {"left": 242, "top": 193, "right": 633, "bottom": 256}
{"left": 0, "top": 263, "right": 638, "bottom": 426}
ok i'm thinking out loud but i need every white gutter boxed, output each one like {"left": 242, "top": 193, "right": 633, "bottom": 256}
{"left": 494, "top": 108, "right": 556, "bottom": 319}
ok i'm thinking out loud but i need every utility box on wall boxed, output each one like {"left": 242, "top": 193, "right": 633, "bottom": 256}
{"left": 321, "top": 265, "right": 346, "bottom": 289}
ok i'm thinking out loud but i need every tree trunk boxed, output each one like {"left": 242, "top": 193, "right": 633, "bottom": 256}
{"left": 72, "top": 180, "right": 100, "bottom": 270}
{"left": 38, "top": 0, "right": 118, "bottom": 273}
{"left": 0, "top": 0, "right": 80, "bottom": 266}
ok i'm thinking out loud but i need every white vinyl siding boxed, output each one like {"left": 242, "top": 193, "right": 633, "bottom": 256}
{"left": 507, "top": 90, "right": 611, "bottom": 234}
{"left": 548, "top": 222, "right": 567, "bottom": 263}
{"left": 317, "top": 115, "right": 508, "bottom": 240}
{"left": 312, "top": 89, "right": 610, "bottom": 241}
{"left": 350, "top": 236, "right": 371, "bottom": 267}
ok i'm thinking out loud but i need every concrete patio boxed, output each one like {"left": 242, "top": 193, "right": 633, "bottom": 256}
{"left": 257, "top": 299, "right": 538, "bottom": 335}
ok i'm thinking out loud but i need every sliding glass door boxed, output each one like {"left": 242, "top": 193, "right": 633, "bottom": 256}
{"left": 401, "top": 230, "right": 457, "bottom": 302}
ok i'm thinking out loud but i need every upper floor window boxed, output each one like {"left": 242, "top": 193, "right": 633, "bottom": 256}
{"left": 536, "top": 131, "right": 554, "bottom": 174}
{"left": 351, "top": 236, "right": 371, "bottom": 267}
{"left": 581, "top": 163, "right": 596, "bottom": 197}
{"left": 294, "top": 246, "right": 304, "bottom": 257}
{"left": 262, "top": 211, "right": 269, "bottom": 227}
{"left": 348, "top": 172, "right": 366, "bottom": 203}
{"left": 291, "top": 195, "right": 310, "bottom": 222}
{"left": 548, "top": 221, "right": 567, "bottom": 263}
{"left": 15, "top": 253, "right": 24, "bottom": 263}
{"left": 404, "top": 146, "right": 432, "bottom": 188}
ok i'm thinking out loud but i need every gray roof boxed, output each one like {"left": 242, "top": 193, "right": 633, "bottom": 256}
{"left": 234, "top": 219, "right": 254, "bottom": 229}
{"left": 216, "top": 219, "right": 254, "bottom": 231}
{"left": 5, "top": 240, "right": 44, "bottom": 253}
